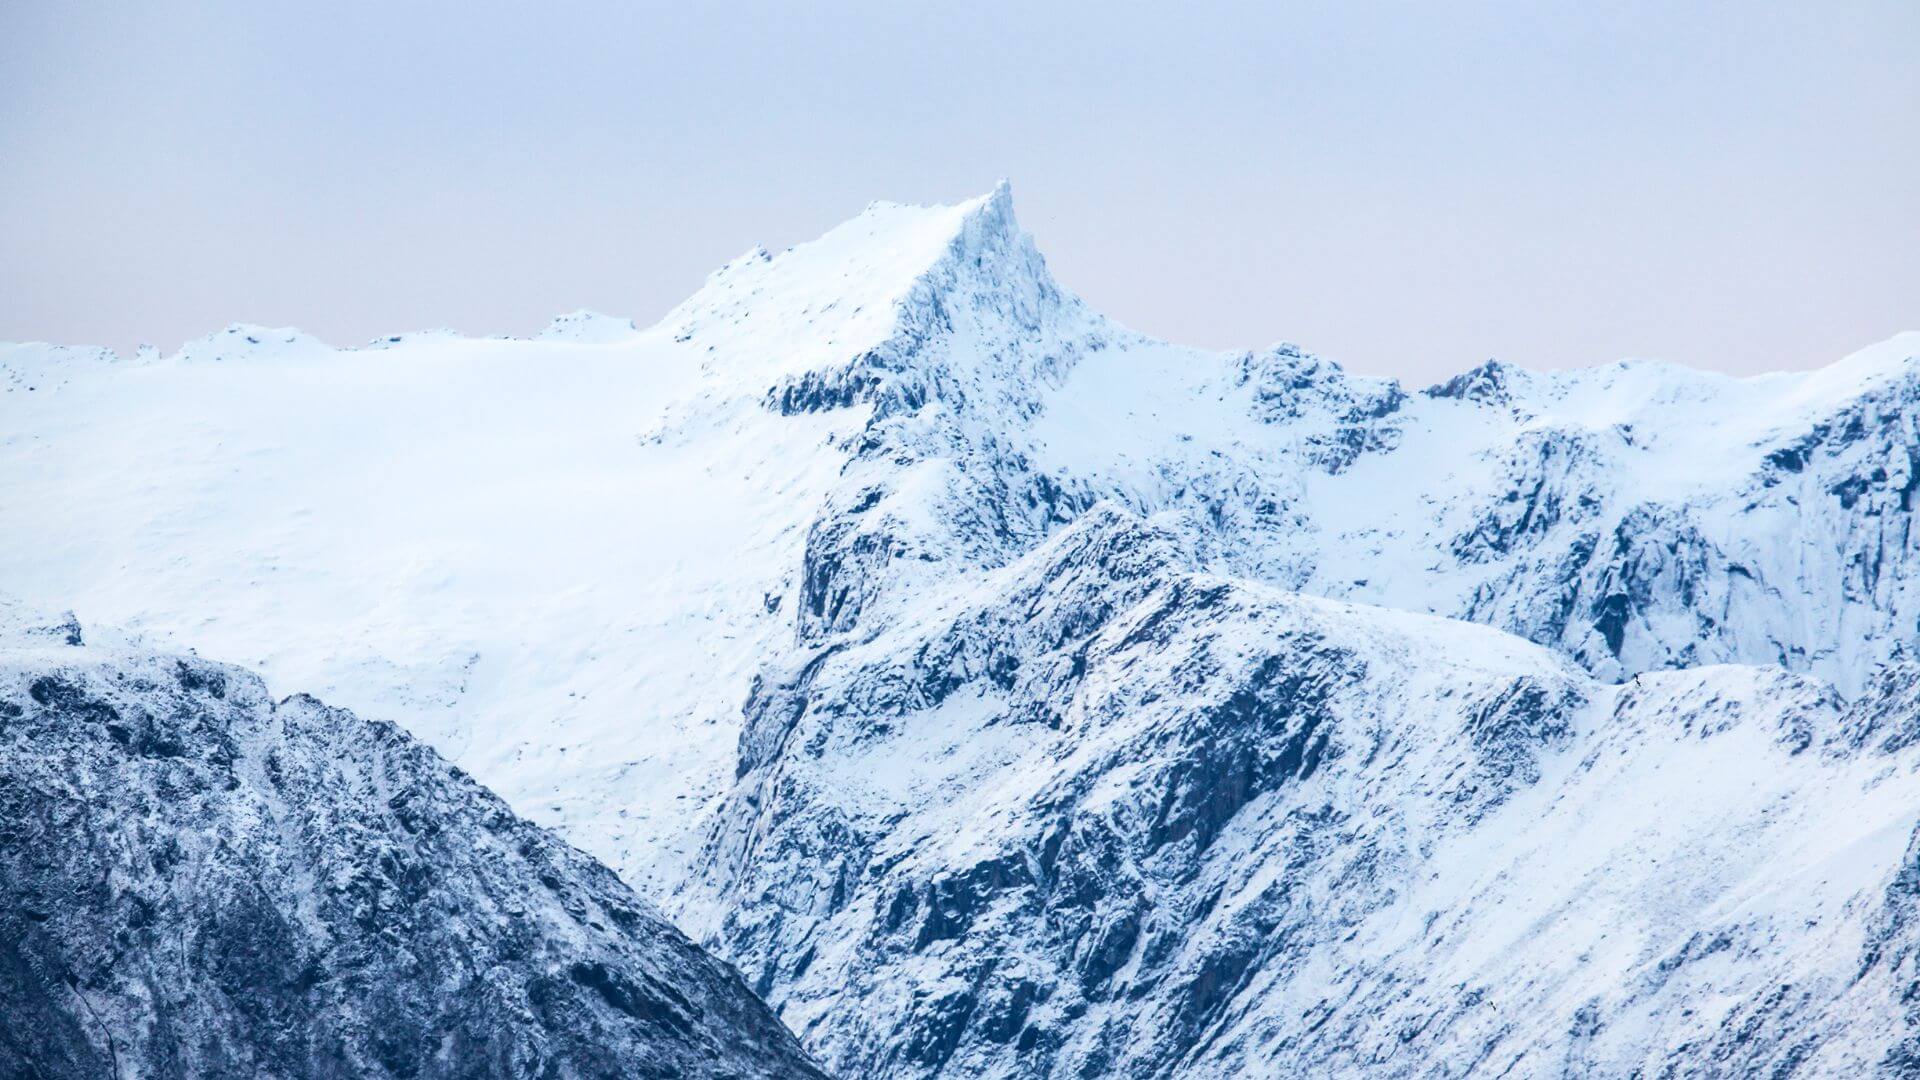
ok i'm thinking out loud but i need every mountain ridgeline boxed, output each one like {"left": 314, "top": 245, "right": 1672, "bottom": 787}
{"left": 3, "top": 185, "right": 1919, "bottom": 1077}
{"left": 667, "top": 187, "right": 1920, "bottom": 1076}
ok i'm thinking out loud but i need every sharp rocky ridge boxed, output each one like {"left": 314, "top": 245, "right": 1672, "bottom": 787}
{"left": 0, "top": 600, "right": 827, "bottom": 1079}
{"left": 4, "top": 185, "right": 1920, "bottom": 1076}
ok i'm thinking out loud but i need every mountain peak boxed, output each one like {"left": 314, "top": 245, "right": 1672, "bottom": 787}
{"left": 1425, "top": 357, "right": 1529, "bottom": 405}
{"left": 656, "top": 183, "right": 1067, "bottom": 394}
{"left": 966, "top": 177, "right": 1017, "bottom": 230}
{"left": 538, "top": 309, "right": 640, "bottom": 343}
{"left": 172, "top": 323, "right": 333, "bottom": 364}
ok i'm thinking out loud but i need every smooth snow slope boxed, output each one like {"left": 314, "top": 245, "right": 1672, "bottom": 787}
{"left": 2, "top": 322, "right": 836, "bottom": 891}
{"left": 0, "top": 195, "right": 1008, "bottom": 892}
{"left": 2, "top": 184, "right": 1915, "bottom": 910}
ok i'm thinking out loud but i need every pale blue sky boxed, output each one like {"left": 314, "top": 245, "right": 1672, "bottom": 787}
{"left": 3, "top": 1, "right": 1914, "bottom": 380}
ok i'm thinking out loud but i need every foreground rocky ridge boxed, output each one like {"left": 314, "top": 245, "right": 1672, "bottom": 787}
{"left": 690, "top": 508, "right": 1920, "bottom": 1078}
{"left": 0, "top": 604, "right": 824, "bottom": 1079}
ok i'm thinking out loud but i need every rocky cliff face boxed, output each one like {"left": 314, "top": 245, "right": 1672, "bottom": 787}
{"left": 1422, "top": 351, "right": 1920, "bottom": 690}
{"left": 688, "top": 508, "right": 1920, "bottom": 1078}
{"left": 659, "top": 194, "right": 1920, "bottom": 1075}
{"left": 0, "top": 604, "right": 824, "bottom": 1080}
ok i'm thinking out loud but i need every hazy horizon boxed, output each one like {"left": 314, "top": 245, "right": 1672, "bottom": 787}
{"left": 4, "top": 1, "right": 1915, "bottom": 382}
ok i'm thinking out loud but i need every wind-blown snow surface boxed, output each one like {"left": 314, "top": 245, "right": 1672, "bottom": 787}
{"left": 6, "top": 185, "right": 1920, "bottom": 1076}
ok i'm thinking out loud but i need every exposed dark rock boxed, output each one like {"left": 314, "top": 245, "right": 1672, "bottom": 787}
{"left": 0, "top": 635, "right": 826, "bottom": 1080}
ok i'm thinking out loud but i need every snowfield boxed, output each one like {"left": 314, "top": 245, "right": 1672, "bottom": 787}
{"left": 5, "top": 184, "right": 1920, "bottom": 1076}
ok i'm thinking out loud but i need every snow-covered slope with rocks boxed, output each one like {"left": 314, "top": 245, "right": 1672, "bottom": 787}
{"left": 0, "top": 600, "right": 825, "bottom": 1079}
{"left": 5, "top": 184, "right": 1920, "bottom": 1076}
{"left": 687, "top": 505, "right": 1920, "bottom": 1077}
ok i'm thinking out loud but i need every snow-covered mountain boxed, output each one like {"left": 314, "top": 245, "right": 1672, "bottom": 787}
{"left": 688, "top": 505, "right": 1920, "bottom": 1076}
{"left": 4, "top": 185, "right": 1919, "bottom": 1076}
{"left": 0, "top": 599, "right": 825, "bottom": 1078}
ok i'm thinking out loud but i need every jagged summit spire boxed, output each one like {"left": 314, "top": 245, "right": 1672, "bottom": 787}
{"left": 949, "top": 178, "right": 1024, "bottom": 258}
{"left": 656, "top": 182, "right": 1067, "bottom": 371}
{"left": 981, "top": 177, "right": 1015, "bottom": 219}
